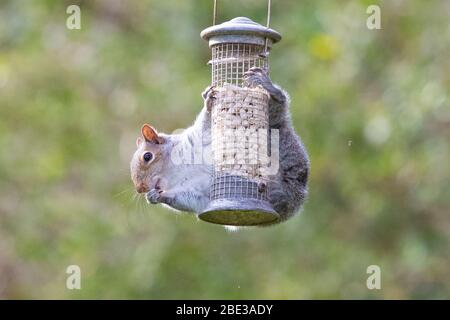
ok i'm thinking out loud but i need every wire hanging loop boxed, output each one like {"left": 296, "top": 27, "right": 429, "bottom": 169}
{"left": 263, "top": 0, "right": 272, "bottom": 57}
{"left": 213, "top": 0, "right": 218, "bottom": 25}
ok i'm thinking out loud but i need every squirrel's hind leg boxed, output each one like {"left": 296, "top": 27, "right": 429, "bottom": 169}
{"left": 243, "top": 67, "right": 289, "bottom": 128}
{"left": 243, "top": 67, "right": 287, "bottom": 104}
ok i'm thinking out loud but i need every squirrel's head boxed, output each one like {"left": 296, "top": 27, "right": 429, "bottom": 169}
{"left": 130, "top": 124, "right": 167, "bottom": 194}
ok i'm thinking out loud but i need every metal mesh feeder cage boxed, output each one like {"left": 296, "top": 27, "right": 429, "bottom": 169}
{"left": 199, "top": 17, "right": 282, "bottom": 226}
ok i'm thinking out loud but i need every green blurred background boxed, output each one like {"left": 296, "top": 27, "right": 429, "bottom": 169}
{"left": 0, "top": 0, "right": 449, "bottom": 299}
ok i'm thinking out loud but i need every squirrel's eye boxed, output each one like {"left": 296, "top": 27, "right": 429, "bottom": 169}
{"left": 143, "top": 152, "right": 153, "bottom": 162}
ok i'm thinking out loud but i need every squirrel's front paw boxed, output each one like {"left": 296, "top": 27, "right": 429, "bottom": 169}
{"left": 202, "top": 85, "right": 213, "bottom": 99}
{"left": 202, "top": 86, "right": 216, "bottom": 112}
{"left": 146, "top": 188, "right": 163, "bottom": 204}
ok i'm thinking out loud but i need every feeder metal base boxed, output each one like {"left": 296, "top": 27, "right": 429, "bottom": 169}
{"left": 199, "top": 199, "right": 279, "bottom": 226}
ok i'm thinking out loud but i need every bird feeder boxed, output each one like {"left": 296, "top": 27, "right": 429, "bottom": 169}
{"left": 199, "top": 16, "right": 282, "bottom": 226}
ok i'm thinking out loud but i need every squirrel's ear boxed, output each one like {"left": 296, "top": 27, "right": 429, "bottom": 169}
{"left": 141, "top": 124, "right": 164, "bottom": 144}
{"left": 136, "top": 137, "right": 143, "bottom": 147}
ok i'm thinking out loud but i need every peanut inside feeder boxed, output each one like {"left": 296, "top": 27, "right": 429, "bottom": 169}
{"left": 199, "top": 17, "right": 282, "bottom": 226}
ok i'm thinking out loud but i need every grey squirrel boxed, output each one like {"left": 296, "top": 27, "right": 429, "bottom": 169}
{"left": 130, "top": 67, "right": 309, "bottom": 225}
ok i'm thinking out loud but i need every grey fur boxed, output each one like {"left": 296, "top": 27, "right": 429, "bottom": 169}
{"left": 243, "top": 67, "right": 309, "bottom": 222}
{"left": 133, "top": 68, "right": 309, "bottom": 225}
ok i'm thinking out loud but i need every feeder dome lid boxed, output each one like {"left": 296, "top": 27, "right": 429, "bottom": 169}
{"left": 201, "top": 17, "right": 282, "bottom": 47}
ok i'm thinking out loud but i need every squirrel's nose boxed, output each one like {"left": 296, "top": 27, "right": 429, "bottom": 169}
{"left": 136, "top": 183, "right": 150, "bottom": 193}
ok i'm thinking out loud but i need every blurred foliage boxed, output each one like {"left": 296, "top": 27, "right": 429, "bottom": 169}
{"left": 0, "top": 0, "right": 449, "bottom": 299}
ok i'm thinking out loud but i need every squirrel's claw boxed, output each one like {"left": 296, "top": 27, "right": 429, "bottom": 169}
{"left": 202, "top": 85, "right": 216, "bottom": 100}
{"left": 203, "top": 85, "right": 216, "bottom": 112}
{"left": 243, "top": 67, "right": 271, "bottom": 89}
{"left": 243, "top": 67, "right": 285, "bottom": 103}
{"left": 146, "top": 188, "right": 163, "bottom": 204}
{"left": 247, "top": 67, "right": 268, "bottom": 74}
